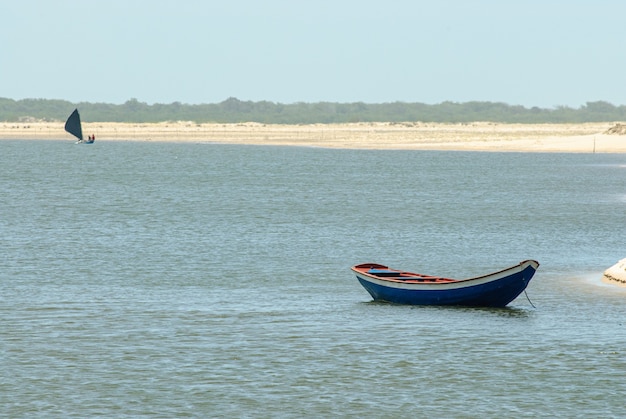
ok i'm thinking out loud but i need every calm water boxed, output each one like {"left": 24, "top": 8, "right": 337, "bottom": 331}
{"left": 1, "top": 140, "right": 625, "bottom": 418}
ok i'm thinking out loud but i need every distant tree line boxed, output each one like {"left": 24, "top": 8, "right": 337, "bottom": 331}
{"left": 1, "top": 97, "right": 625, "bottom": 124}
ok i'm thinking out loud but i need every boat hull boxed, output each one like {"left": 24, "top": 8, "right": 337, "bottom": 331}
{"left": 603, "top": 258, "right": 626, "bottom": 285}
{"left": 352, "top": 260, "right": 539, "bottom": 307}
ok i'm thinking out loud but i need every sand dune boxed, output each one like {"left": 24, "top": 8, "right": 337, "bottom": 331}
{"left": 1, "top": 121, "right": 625, "bottom": 152}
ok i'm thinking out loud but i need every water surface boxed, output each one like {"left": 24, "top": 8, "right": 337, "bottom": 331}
{"left": 1, "top": 140, "right": 625, "bottom": 417}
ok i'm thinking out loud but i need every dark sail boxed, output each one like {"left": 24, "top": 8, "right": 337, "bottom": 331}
{"left": 64, "top": 108, "right": 83, "bottom": 142}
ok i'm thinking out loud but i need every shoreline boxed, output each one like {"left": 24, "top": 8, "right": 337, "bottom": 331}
{"left": 1, "top": 121, "right": 626, "bottom": 152}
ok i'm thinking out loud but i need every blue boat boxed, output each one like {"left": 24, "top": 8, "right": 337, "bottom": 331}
{"left": 351, "top": 260, "right": 539, "bottom": 307}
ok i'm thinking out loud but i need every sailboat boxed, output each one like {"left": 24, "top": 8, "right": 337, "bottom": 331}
{"left": 64, "top": 108, "right": 94, "bottom": 144}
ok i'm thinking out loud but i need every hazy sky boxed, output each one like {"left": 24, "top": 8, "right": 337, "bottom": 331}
{"left": 2, "top": 0, "right": 625, "bottom": 108}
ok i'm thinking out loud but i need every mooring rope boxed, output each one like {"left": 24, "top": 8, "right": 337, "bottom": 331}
{"left": 524, "top": 290, "right": 536, "bottom": 308}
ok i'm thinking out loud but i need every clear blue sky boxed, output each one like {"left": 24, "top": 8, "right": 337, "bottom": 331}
{"left": 2, "top": 0, "right": 625, "bottom": 108}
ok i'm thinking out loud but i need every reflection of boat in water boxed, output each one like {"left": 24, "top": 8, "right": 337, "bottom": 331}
{"left": 351, "top": 260, "right": 539, "bottom": 307}
{"left": 603, "top": 258, "right": 626, "bottom": 285}
{"left": 64, "top": 108, "right": 94, "bottom": 144}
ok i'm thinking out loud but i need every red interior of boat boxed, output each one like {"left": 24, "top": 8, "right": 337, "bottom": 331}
{"left": 353, "top": 263, "right": 455, "bottom": 283}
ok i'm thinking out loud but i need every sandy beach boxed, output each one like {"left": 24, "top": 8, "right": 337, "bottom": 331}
{"left": 1, "top": 121, "right": 626, "bottom": 152}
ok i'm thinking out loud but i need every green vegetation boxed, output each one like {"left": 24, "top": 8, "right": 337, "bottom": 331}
{"left": 1, "top": 97, "right": 625, "bottom": 124}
